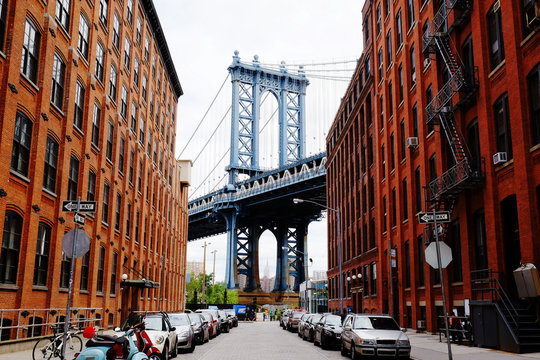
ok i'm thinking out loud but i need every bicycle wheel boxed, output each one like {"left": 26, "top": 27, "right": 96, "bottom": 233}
{"left": 33, "top": 337, "right": 54, "bottom": 360}
{"left": 63, "top": 335, "right": 83, "bottom": 359}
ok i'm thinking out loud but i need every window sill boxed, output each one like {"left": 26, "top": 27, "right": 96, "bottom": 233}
{"left": 80, "top": 290, "right": 89, "bottom": 294}
{"left": 96, "top": 292, "right": 104, "bottom": 297}
{"left": 410, "top": 82, "right": 417, "bottom": 92}
{"left": 426, "top": 130, "right": 435, "bottom": 140}
{"left": 520, "top": 29, "right": 539, "bottom": 48}
{"left": 386, "top": 62, "right": 394, "bottom": 72}
{"left": 110, "top": 294, "right": 116, "bottom": 298}
{"left": 10, "top": 169, "right": 31, "bottom": 184}
{"left": 50, "top": 102, "right": 65, "bottom": 118}
{"left": 488, "top": 60, "right": 506, "bottom": 79}
{"left": 451, "top": 282, "right": 463, "bottom": 286}
{"left": 42, "top": 188, "right": 58, "bottom": 198}
{"left": 56, "top": 23, "right": 71, "bottom": 42}
{"left": 398, "top": 100, "right": 404, "bottom": 109}
{"left": 102, "top": 221, "right": 109, "bottom": 229}
{"left": 530, "top": 143, "right": 540, "bottom": 154}
{"left": 32, "top": 285, "right": 48, "bottom": 291}
{"left": 73, "top": 125, "right": 85, "bottom": 138}
{"left": 402, "top": 218, "right": 409, "bottom": 225}
{"left": 396, "top": 44, "right": 404, "bottom": 56}
{"left": 78, "top": 54, "right": 89, "bottom": 68}
{"left": 419, "top": 0, "right": 429, "bottom": 14}
{"left": 91, "top": 144, "right": 101, "bottom": 154}
{"left": 433, "top": 284, "right": 441, "bottom": 288}
{"left": 19, "top": 73, "right": 40, "bottom": 94}
{"left": 494, "top": 158, "right": 514, "bottom": 172}
{"left": 423, "top": 61, "right": 431, "bottom": 73}
{"left": 59, "top": 288, "right": 69, "bottom": 293}
{"left": 0, "top": 50, "right": 5, "bottom": 60}
{"left": 0, "top": 283, "right": 18, "bottom": 291}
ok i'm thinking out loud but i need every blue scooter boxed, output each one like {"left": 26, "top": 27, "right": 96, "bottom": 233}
{"left": 74, "top": 325, "right": 148, "bottom": 360}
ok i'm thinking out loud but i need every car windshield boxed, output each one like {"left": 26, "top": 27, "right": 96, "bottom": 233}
{"left": 187, "top": 314, "right": 201, "bottom": 324}
{"left": 325, "top": 315, "right": 342, "bottom": 326}
{"left": 353, "top": 316, "right": 400, "bottom": 330}
{"left": 293, "top": 312, "right": 304, "bottom": 319}
{"left": 200, "top": 313, "right": 213, "bottom": 322}
{"left": 144, "top": 317, "right": 163, "bottom": 331}
{"left": 311, "top": 314, "right": 323, "bottom": 323}
{"left": 169, "top": 314, "right": 190, "bottom": 326}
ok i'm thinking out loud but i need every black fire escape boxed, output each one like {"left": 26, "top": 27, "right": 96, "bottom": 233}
{"left": 422, "top": 0, "right": 483, "bottom": 242}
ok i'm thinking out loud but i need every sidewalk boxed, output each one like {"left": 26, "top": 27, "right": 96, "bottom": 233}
{"left": 409, "top": 331, "right": 540, "bottom": 360}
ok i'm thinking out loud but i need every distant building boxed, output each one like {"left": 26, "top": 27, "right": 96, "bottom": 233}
{"left": 311, "top": 271, "right": 328, "bottom": 281}
{"left": 187, "top": 261, "right": 205, "bottom": 277}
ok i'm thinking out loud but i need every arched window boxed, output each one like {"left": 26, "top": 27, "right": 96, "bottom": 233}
{"left": 33, "top": 222, "right": 51, "bottom": 286}
{"left": 0, "top": 211, "right": 23, "bottom": 284}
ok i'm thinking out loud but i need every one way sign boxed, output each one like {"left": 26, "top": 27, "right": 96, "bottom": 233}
{"left": 62, "top": 201, "right": 97, "bottom": 213}
{"left": 418, "top": 211, "right": 451, "bottom": 224}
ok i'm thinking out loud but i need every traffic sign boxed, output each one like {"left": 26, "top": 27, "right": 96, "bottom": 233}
{"left": 425, "top": 242, "right": 453, "bottom": 269}
{"left": 418, "top": 211, "right": 451, "bottom": 224}
{"left": 62, "top": 201, "right": 96, "bottom": 213}
{"left": 61, "top": 229, "right": 91, "bottom": 258}
{"left": 74, "top": 213, "right": 86, "bottom": 226}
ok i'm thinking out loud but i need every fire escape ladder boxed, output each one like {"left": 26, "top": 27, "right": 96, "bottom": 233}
{"left": 438, "top": 113, "right": 471, "bottom": 167}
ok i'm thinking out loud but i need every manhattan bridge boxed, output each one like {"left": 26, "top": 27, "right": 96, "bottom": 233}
{"left": 182, "top": 51, "right": 356, "bottom": 293}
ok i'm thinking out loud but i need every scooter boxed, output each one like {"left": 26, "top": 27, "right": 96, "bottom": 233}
{"left": 132, "top": 324, "right": 163, "bottom": 360}
{"left": 73, "top": 325, "right": 148, "bottom": 360}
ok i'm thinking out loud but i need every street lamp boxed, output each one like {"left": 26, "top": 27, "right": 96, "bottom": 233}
{"left": 293, "top": 197, "right": 343, "bottom": 315}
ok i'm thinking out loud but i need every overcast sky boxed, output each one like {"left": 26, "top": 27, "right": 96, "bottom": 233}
{"left": 153, "top": 0, "right": 364, "bottom": 282}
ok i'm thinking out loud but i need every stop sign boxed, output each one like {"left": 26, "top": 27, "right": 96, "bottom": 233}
{"left": 425, "top": 242, "right": 452, "bottom": 269}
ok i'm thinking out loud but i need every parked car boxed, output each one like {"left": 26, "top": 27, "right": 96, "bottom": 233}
{"left": 168, "top": 313, "right": 195, "bottom": 353}
{"left": 280, "top": 309, "right": 292, "bottom": 329}
{"left": 196, "top": 309, "right": 222, "bottom": 336}
{"left": 314, "top": 314, "right": 343, "bottom": 349}
{"left": 287, "top": 310, "right": 307, "bottom": 332}
{"left": 217, "top": 310, "right": 230, "bottom": 333}
{"left": 301, "top": 313, "right": 323, "bottom": 341}
{"left": 187, "top": 313, "right": 210, "bottom": 344}
{"left": 340, "top": 314, "right": 410, "bottom": 359}
{"left": 121, "top": 312, "right": 178, "bottom": 360}
{"left": 198, "top": 312, "right": 216, "bottom": 339}
{"left": 297, "top": 313, "right": 313, "bottom": 338}
{"left": 224, "top": 309, "right": 238, "bottom": 327}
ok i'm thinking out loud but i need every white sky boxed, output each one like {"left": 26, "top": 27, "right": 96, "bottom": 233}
{"left": 154, "top": 0, "right": 365, "bottom": 282}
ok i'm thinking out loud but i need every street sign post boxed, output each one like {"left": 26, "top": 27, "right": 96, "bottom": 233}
{"left": 418, "top": 211, "right": 451, "bottom": 224}
{"left": 74, "top": 213, "right": 86, "bottom": 226}
{"left": 62, "top": 200, "right": 96, "bottom": 213}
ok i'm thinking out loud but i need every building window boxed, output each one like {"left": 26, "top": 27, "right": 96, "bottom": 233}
{"left": 415, "top": 166, "right": 422, "bottom": 213}
{"left": 109, "top": 64, "right": 117, "bottom": 101}
{"left": 402, "top": 177, "right": 408, "bottom": 221}
{"left": 396, "top": 9, "right": 403, "bottom": 49}
{"left": 142, "top": 74, "right": 147, "bottom": 101}
{"left": 59, "top": 253, "right": 71, "bottom": 288}
{"left": 527, "top": 63, "right": 540, "bottom": 146}
{"left": 487, "top": 1, "right": 505, "bottom": 70}
{"left": 493, "top": 92, "right": 513, "bottom": 159}
{"left": 139, "top": 116, "right": 145, "bottom": 145}
{"left": 73, "top": 81, "right": 85, "bottom": 130}
{"left": 123, "top": 37, "right": 131, "bottom": 70}
{"left": 112, "top": 13, "right": 120, "bottom": 49}
{"left": 473, "top": 210, "right": 488, "bottom": 271}
{"left": 118, "top": 137, "right": 125, "bottom": 173}
{"left": 378, "top": 47, "right": 383, "bottom": 81}
{"left": 96, "top": 246, "right": 105, "bottom": 293}
{"left": 391, "top": 187, "right": 397, "bottom": 227}
{"left": 133, "top": 56, "right": 140, "bottom": 87}
{"left": 115, "top": 193, "right": 121, "bottom": 231}
{"left": 95, "top": 42, "right": 105, "bottom": 83}
{"left": 383, "top": 196, "right": 387, "bottom": 232}
{"left": 388, "top": 81, "right": 393, "bottom": 118}
{"left": 21, "top": 18, "right": 40, "bottom": 83}
{"left": 129, "top": 150, "right": 134, "bottom": 184}
{"left": 51, "top": 53, "right": 66, "bottom": 109}
{"left": 422, "top": 21, "right": 431, "bottom": 68}
{"left": 106, "top": 122, "right": 114, "bottom": 161}
{"left": 426, "top": 84, "right": 433, "bottom": 133}
{"left": 400, "top": 119, "right": 406, "bottom": 160}
{"left": 110, "top": 252, "right": 117, "bottom": 295}
{"left": 449, "top": 220, "right": 463, "bottom": 282}
{"left": 410, "top": 44, "right": 416, "bottom": 85}
{"left": 0, "top": 0, "right": 8, "bottom": 51}
{"left": 381, "top": 144, "right": 386, "bottom": 179}
{"left": 99, "top": 0, "right": 108, "bottom": 26}
{"left": 87, "top": 170, "right": 96, "bottom": 201}
{"left": 43, "top": 136, "right": 58, "bottom": 193}
{"left": 398, "top": 64, "right": 404, "bottom": 103}
{"left": 33, "top": 223, "right": 51, "bottom": 286}
{"left": 144, "top": 37, "right": 150, "bottom": 62}
{"left": 91, "top": 103, "right": 101, "bottom": 147}
{"left": 135, "top": 211, "right": 140, "bottom": 243}
{"left": 138, "top": 161, "right": 143, "bottom": 193}
{"left": 429, "top": 154, "right": 437, "bottom": 182}
{"left": 390, "top": 133, "right": 395, "bottom": 170}
{"left": 0, "top": 211, "right": 23, "bottom": 284}
{"left": 11, "top": 112, "right": 33, "bottom": 177}
{"left": 404, "top": 241, "right": 411, "bottom": 288}
{"left": 55, "top": 0, "right": 70, "bottom": 30}
{"left": 407, "top": 0, "right": 415, "bottom": 29}
{"left": 131, "top": 102, "right": 137, "bottom": 132}
{"left": 67, "top": 155, "right": 79, "bottom": 200}
{"left": 379, "top": 96, "right": 384, "bottom": 129}
{"left": 370, "top": 262, "right": 377, "bottom": 295}
{"left": 136, "top": 17, "right": 142, "bottom": 44}
{"left": 386, "top": 30, "right": 392, "bottom": 65}
{"left": 417, "top": 235, "right": 425, "bottom": 286}
{"left": 126, "top": 202, "right": 131, "bottom": 237}
{"left": 80, "top": 251, "right": 90, "bottom": 291}
{"left": 120, "top": 85, "right": 128, "bottom": 119}
{"left": 376, "top": 3, "right": 381, "bottom": 34}
{"left": 412, "top": 103, "right": 418, "bottom": 138}
{"left": 102, "top": 182, "right": 110, "bottom": 224}
{"left": 126, "top": 0, "right": 133, "bottom": 24}
{"left": 78, "top": 14, "right": 89, "bottom": 59}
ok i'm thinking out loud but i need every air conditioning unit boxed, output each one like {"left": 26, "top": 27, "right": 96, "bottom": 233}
{"left": 406, "top": 137, "right": 419, "bottom": 149}
{"left": 525, "top": 1, "right": 540, "bottom": 28}
{"left": 417, "top": 320, "right": 426, "bottom": 330}
{"left": 493, "top": 152, "right": 508, "bottom": 165}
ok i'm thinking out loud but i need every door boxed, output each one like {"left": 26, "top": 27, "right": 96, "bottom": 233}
{"left": 501, "top": 195, "right": 521, "bottom": 296}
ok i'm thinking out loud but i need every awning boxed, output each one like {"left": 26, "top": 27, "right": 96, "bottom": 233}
{"left": 120, "top": 280, "right": 159, "bottom": 289}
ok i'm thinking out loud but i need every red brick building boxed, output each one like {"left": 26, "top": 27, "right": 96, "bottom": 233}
{"left": 0, "top": 0, "right": 190, "bottom": 336}
{"left": 326, "top": 0, "right": 540, "bottom": 333}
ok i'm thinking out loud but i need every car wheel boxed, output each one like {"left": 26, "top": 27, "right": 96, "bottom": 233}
{"left": 320, "top": 334, "right": 326, "bottom": 349}
{"left": 350, "top": 343, "right": 357, "bottom": 360}
{"left": 340, "top": 341, "right": 348, "bottom": 356}
{"left": 171, "top": 343, "right": 177, "bottom": 358}
{"left": 162, "top": 344, "right": 169, "bottom": 360}
{"left": 188, "top": 341, "right": 195, "bottom": 353}
{"left": 149, "top": 354, "right": 161, "bottom": 360}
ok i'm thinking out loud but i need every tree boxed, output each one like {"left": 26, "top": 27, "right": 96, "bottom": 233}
{"left": 185, "top": 273, "right": 238, "bottom": 304}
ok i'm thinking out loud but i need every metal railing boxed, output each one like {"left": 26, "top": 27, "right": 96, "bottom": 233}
{"left": 422, "top": 0, "right": 460, "bottom": 52}
{"left": 426, "top": 69, "right": 466, "bottom": 125}
{"left": 0, "top": 308, "right": 103, "bottom": 342}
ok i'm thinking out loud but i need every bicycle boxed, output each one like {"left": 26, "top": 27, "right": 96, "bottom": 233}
{"left": 33, "top": 325, "right": 83, "bottom": 360}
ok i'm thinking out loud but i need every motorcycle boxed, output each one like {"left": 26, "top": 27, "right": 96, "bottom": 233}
{"left": 132, "top": 324, "right": 164, "bottom": 360}
{"left": 73, "top": 324, "right": 149, "bottom": 360}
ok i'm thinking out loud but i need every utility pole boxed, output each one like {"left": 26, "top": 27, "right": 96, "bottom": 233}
{"left": 201, "top": 241, "right": 210, "bottom": 304}
{"left": 211, "top": 250, "right": 217, "bottom": 289}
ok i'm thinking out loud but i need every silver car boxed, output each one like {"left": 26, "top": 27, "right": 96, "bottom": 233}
{"left": 168, "top": 313, "right": 195, "bottom": 353}
{"left": 340, "top": 314, "right": 410, "bottom": 359}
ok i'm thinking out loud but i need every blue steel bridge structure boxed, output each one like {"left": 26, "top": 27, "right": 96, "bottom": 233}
{"left": 186, "top": 52, "right": 353, "bottom": 291}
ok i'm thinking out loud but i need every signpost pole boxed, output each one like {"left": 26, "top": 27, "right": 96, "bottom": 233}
{"left": 62, "top": 197, "right": 80, "bottom": 360}
{"left": 434, "top": 209, "right": 453, "bottom": 360}
{"left": 389, "top": 237, "right": 394, "bottom": 319}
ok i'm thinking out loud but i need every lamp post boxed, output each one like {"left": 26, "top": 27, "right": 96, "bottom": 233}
{"left": 201, "top": 241, "right": 210, "bottom": 304}
{"left": 293, "top": 198, "right": 343, "bottom": 315}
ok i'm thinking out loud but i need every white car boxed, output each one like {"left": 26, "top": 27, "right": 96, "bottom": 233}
{"left": 168, "top": 313, "right": 195, "bottom": 352}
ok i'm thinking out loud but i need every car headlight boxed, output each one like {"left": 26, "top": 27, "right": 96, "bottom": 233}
{"left": 155, "top": 335, "right": 165, "bottom": 344}
{"left": 397, "top": 338, "right": 410, "bottom": 346}
{"left": 358, "top": 338, "right": 376, "bottom": 345}
{"left": 180, "top": 331, "right": 190, "bottom": 337}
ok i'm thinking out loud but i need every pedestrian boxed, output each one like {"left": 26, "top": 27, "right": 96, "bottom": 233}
{"left": 263, "top": 310, "right": 266, "bottom": 321}
{"left": 270, "top": 310, "right": 274, "bottom": 321}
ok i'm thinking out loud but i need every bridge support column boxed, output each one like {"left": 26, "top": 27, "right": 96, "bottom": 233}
{"left": 239, "top": 225, "right": 262, "bottom": 291}
{"left": 224, "top": 211, "right": 239, "bottom": 289}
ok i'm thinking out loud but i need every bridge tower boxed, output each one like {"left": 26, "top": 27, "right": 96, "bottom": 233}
{"left": 222, "top": 52, "right": 311, "bottom": 291}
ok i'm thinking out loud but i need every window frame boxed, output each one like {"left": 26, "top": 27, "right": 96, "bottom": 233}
{"left": 21, "top": 17, "right": 41, "bottom": 84}
{"left": 78, "top": 14, "right": 90, "bottom": 60}
{"left": 43, "top": 135, "right": 58, "bottom": 193}
{"left": 487, "top": 1, "right": 505, "bottom": 70}
{"left": 1, "top": 211, "right": 23, "bottom": 284}
{"left": 51, "top": 53, "right": 66, "bottom": 109}
{"left": 33, "top": 222, "right": 51, "bottom": 286}
{"left": 11, "top": 111, "right": 33, "bottom": 177}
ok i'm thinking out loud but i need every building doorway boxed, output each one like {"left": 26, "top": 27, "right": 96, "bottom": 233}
{"left": 500, "top": 195, "right": 521, "bottom": 296}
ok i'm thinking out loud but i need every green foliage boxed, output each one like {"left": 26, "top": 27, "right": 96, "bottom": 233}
{"left": 185, "top": 273, "right": 238, "bottom": 304}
